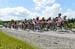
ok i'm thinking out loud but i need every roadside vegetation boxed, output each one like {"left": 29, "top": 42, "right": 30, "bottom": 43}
{"left": 66, "top": 18, "right": 75, "bottom": 29}
{"left": 0, "top": 30, "right": 39, "bottom": 49}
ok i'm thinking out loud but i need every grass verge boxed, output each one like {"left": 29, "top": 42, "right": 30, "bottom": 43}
{"left": 0, "top": 30, "right": 40, "bottom": 49}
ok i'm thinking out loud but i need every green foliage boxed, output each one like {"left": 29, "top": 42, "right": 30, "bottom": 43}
{"left": 0, "top": 21, "right": 4, "bottom": 25}
{"left": 67, "top": 23, "right": 73, "bottom": 29}
{"left": 68, "top": 18, "right": 75, "bottom": 23}
{"left": 66, "top": 18, "right": 75, "bottom": 29}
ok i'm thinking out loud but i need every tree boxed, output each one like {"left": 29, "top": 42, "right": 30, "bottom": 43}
{"left": 0, "top": 20, "right": 4, "bottom": 25}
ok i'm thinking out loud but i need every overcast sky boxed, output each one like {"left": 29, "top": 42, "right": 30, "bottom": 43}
{"left": 0, "top": 0, "right": 75, "bottom": 21}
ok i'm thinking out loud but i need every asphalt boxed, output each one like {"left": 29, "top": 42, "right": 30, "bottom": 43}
{"left": 1, "top": 28, "right": 75, "bottom": 49}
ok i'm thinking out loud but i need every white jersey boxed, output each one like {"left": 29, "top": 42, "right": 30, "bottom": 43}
{"left": 58, "top": 17, "right": 63, "bottom": 22}
{"left": 47, "top": 20, "right": 52, "bottom": 24}
{"left": 32, "top": 21, "right": 35, "bottom": 24}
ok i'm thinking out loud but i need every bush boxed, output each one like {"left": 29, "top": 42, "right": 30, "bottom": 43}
{"left": 0, "top": 21, "right": 4, "bottom": 25}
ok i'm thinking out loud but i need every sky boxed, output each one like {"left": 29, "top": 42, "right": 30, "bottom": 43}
{"left": 0, "top": 0, "right": 75, "bottom": 21}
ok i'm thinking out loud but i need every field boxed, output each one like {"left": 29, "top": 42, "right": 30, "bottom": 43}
{"left": 0, "top": 30, "right": 39, "bottom": 49}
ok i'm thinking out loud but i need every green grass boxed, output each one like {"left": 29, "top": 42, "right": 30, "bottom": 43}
{"left": 0, "top": 30, "right": 39, "bottom": 49}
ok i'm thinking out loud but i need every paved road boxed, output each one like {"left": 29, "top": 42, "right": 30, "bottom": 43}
{"left": 1, "top": 28, "right": 75, "bottom": 49}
